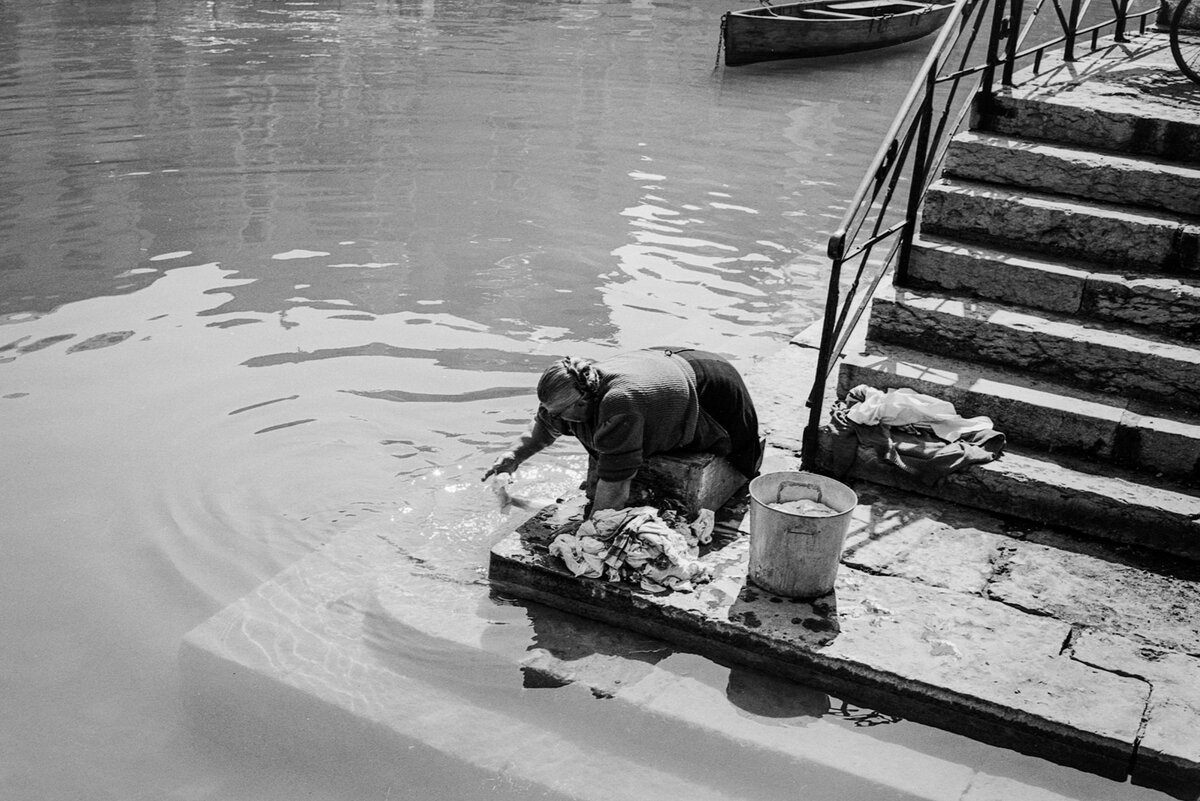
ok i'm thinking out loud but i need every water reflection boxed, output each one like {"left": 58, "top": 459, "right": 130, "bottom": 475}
{"left": 1, "top": 0, "right": 893, "bottom": 333}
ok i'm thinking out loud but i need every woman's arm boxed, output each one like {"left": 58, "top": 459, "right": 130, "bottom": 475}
{"left": 590, "top": 477, "right": 632, "bottom": 513}
{"left": 482, "top": 410, "right": 562, "bottom": 480}
{"left": 588, "top": 406, "right": 642, "bottom": 512}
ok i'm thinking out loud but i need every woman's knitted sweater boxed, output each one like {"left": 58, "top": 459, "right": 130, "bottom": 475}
{"left": 520, "top": 349, "right": 728, "bottom": 482}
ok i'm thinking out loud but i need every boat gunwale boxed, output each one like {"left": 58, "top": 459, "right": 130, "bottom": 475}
{"left": 728, "top": 1, "right": 955, "bottom": 21}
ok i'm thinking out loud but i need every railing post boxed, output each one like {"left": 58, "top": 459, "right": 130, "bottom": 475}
{"left": 1002, "top": 0, "right": 1024, "bottom": 86}
{"left": 1114, "top": 0, "right": 1131, "bottom": 40}
{"left": 1064, "top": 0, "right": 1083, "bottom": 61}
{"left": 982, "top": 0, "right": 1011, "bottom": 96}
{"left": 800, "top": 239, "right": 847, "bottom": 473}
{"left": 896, "top": 71, "right": 936, "bottom": 287}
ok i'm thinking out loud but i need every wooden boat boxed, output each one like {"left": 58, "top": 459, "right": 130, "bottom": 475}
{"left": 722, "top": 0, "right": 957, "bottom": 66}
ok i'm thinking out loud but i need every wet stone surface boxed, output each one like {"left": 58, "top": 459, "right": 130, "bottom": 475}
{"left": 490, "top": 437, "right": 1200, "bottom": 794}
{"left": 840, "top": 484, "right": 1200, "bottom": 656}
{"left": 840, "top": 485, "right": 1012, "bottom": 595}
{"left": 490, "top": 491, "right": 1154, "bottom": 777}
{"left": 989, "top": 532, "right": 1200, "bottom": 654}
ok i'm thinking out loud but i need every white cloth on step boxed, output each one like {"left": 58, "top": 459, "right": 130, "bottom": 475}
{"left": 844, "top": 386, "right": 993, "bottom": 442}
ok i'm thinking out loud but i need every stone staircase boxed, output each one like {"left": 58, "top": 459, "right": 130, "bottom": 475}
{"left": 818, "top": 31, "right": 1200, "bottom": 560}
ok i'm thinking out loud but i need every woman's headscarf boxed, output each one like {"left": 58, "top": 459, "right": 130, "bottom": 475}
{"left": 537, "top": 356, "right": 599, "bottom": 405}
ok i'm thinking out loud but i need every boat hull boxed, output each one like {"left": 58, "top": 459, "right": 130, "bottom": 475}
{"left": 723, "top": 1, "right": 955, "bottom": 66}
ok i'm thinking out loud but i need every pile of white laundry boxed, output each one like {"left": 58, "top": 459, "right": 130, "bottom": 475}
{"left": 548, "top": 506, "right": 716, "bottom": 593}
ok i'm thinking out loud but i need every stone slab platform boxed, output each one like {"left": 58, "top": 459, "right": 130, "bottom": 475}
{"left": 488, "top": 474, "right": 1200, "bottom": 799}
{"left": 180, "top": 510, "right": 1159, "bottom": 801}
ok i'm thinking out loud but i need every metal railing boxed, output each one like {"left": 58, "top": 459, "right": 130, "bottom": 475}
{"left": 799, "top": 0, "right": 1161, "bottom": 471}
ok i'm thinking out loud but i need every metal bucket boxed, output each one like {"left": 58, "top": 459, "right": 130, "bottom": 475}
{"left": 747, "top": 471, "right": 858, "bottom": 598}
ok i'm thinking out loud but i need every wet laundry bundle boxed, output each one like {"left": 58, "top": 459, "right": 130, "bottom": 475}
{"left": 828, "top": 385, "right": 1006, "bottom": 485}
{"left": 548, "top": 506, "right": 716, "bottom": 593}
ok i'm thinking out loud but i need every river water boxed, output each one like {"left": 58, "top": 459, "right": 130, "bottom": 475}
{"left": 0, "top": 1, "right": 1169, "bottom": 800}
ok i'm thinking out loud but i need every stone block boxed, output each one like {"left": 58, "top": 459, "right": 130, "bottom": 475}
{"left": 908, "top": 236, "right": 1200, "bottom": 340}
{"left": 840, "top": 485, "right": 1009, "bottom": 596}
{"left": 635, "top": 450, "right": 750, "bottom": 514}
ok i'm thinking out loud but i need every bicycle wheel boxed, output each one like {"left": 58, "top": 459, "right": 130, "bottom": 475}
{"left": 1170, "top": 0, "right": 1200, "bottom": 84}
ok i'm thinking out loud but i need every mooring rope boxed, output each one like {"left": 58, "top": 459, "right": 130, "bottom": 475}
{"left": 715, "top": 13, "right": 727, "bottom": 69}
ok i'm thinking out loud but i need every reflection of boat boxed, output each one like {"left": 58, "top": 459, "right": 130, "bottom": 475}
{"left": 721, "top": 0, "right": 956, "bottom": 66}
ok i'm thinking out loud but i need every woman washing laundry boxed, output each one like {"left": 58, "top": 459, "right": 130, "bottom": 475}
{"left": 483, "top": 347, "right": 762, "bottom": 514}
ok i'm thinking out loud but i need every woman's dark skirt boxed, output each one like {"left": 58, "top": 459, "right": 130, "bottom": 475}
{"left": 674, "top": 349, "right": 763, "bottom": 478}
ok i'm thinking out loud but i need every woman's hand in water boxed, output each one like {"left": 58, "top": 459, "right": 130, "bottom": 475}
{"left": 482, "top": 451, "right": 521, "bottom": 482}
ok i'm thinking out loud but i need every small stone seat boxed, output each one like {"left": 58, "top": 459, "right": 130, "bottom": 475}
{"left": 635, "top": 452, "right": 750, "bottom": 515}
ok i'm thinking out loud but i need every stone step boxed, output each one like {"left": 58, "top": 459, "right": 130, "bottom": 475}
{"left": 941, "top": 131, "right": 1200, "bottom": 217}
{"left": 815, "top": 428, "right": 1200, "bottom": 560}
{"left": 835, "top": 483, "right": 1200, "bottom": 799}
{"left": 906, "top": 237, "right": 1200, "bottom": 340}
{"left": 179, "top": 527, "right": 747, "bottom": 801}
{"left": 370, "top": 572, "right": 977, "bottom": 801}
{"left": 836, "top": 341, "right": 1200, "bottom": 480}
{"left": 920, "top": 178, "right": 1200, "bottom": 273}
{"left": 978, "top": 31, "right": 1200, "bottom": 164}
{"left": 838, "top": 482, "right": 1200, "bottom": 657}
{"left": 179, "top": 520, "right": 984, "bottom": 801}
{"left": 866, "top": 284, "right": 1200, "bottom": 412}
